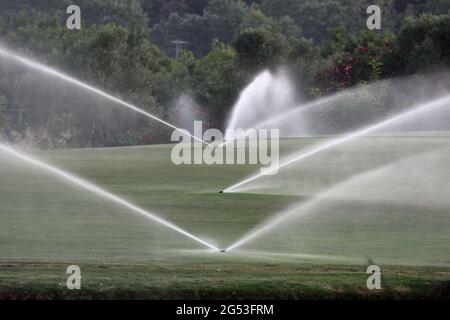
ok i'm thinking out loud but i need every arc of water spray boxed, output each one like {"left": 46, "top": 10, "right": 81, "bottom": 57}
{"left": 224, "top": 95, "right": 450, "bottom": 193}
{"left": 218, "top": 94, "right": 339, "bottom": 148}
{"left": 225, "top": 152, "right": 433, "bottom": 251}
{"left": 226, "top": 167, "right": 382, "bottom": 251}
{"left": 0, "top": 45, "right": 208, "bottom": 146}
{"left": 0, "top": 143, "right": 220, "bottom": 252}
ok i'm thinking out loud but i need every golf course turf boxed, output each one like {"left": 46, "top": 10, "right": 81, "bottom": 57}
{"left": 0, "top": 137, "right": 449, "bottom": 299}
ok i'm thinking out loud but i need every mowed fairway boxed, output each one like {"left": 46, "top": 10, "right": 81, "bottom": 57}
{"left": 0, "top": 136, "right": 449, "bottom": 299}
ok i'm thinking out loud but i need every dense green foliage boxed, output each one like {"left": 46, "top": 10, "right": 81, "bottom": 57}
{"left": 0, "top": 0, "right": 449, "bottom": 147}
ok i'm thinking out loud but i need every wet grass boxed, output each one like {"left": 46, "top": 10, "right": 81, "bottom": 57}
{"left": 0, "top": 137, "right": 449, "bottom": 299}
{"left": 0, "top": 261, "right": 449, "bottom": 300}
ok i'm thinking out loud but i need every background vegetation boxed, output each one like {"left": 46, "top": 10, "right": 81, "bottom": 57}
{"left": 0, "top": 0, "right": 449, "bottom": 147}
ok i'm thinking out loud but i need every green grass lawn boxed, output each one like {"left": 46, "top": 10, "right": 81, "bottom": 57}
{"left": 0, "top": 136, "right": 449, "bottom": 299}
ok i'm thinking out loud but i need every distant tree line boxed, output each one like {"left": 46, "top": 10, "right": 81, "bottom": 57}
{"left": 0, "top": 0, "right": 448, "bottom": 148}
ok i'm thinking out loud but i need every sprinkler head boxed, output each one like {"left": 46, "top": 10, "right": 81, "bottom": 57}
{"left": 220, "top": 249, "right": 226, "bottom": 253}
{"left": 219, "top": 190, "right": 224, "bottom": 193}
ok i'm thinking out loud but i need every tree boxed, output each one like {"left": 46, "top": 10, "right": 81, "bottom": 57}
{"left": 143, "top": 0, "right": 209, "bottom": 25}
{"left": 315, "top": 29, "right": 397, "bottom": 92}
{"left": 196, "top": 40, "right": 241, "bottom": 126}
{"left": 289, "top": 38, "right": 322, "bottom": 97}
{"left": 398, "top": 14, "right": 450, "bottom": 73}
{"left": 238, "top": 7, "right": 274, "bottom": 32}
{"left": 151, "top": 50, "right": 198, "bottom": 108}
{"left": 233, "top": 29, "right": 284, "bottom": 71}
{"left": 151, "top": 0, "right": 248, "bottom": 57}
{"left": 261, "top": 0, "right": 347, "bottom": 42}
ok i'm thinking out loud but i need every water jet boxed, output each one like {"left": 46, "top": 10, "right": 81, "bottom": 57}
{"left": 0, "top": 143, "right": 220, "bottom": 252}
{"left": 224, "top": 95, "right": 450, "bottom": 193}
{"left": 0, "top": 44, "right": 208, "bottom": 146}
